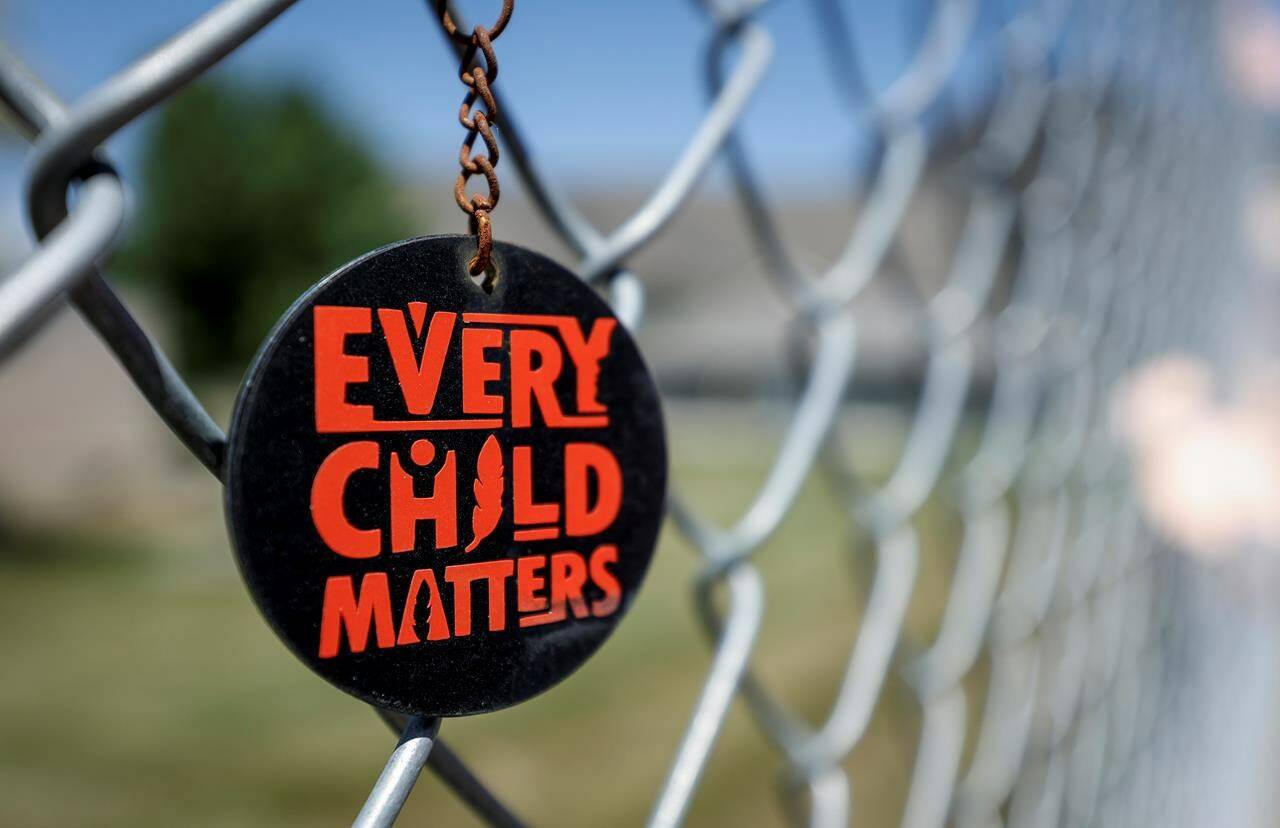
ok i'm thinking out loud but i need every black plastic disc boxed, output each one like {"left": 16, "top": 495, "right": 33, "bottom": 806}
{"left": 224, "top": 235, "right": 666, "bottom": 717}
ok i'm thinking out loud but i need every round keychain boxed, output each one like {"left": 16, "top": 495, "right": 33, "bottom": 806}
{"left": 223, "top": 0, "right": 667, "bottom": 717}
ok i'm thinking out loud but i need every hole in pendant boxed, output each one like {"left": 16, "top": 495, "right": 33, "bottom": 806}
{"left": 471, "top": 260, "right": 499, "bottom": 294}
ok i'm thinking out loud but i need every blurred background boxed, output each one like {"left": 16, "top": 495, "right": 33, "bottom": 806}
{"left": 3, "top": 0, "right": 1280, "bottom": 825}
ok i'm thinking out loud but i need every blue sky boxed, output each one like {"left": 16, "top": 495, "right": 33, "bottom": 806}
{"left": 0, "top": 0, "right": 1008, "bottom": 252}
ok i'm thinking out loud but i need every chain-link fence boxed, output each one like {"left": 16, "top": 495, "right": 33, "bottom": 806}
{"left": 0, "top": 0, "right": 1270, "bottom": 825}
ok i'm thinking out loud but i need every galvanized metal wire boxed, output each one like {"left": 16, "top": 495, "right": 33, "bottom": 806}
{"left": 0, "top": 0, "right": 1261, "bottom": 825}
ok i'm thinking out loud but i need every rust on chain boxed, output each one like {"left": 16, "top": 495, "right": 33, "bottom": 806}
{"left": 438, "top": 0, "right": 512, "bottom": 45}
{"left": 437, "top": 1, "right": 514, "bottom": 275}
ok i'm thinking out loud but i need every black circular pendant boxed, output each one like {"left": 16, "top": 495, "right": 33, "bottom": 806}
{"left": 224, "top": 236, "right": 667, "bottom": 717}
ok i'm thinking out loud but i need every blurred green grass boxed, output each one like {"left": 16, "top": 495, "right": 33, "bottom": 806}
{"left": 0, "top": 405, "right": 981, "bottom": 827}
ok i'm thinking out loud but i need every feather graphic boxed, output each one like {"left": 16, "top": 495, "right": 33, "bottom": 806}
{"left": 464, "top": 434, "right": 504, "bottom": 552}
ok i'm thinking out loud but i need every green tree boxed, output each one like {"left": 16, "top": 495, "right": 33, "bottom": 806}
{"left": 119, "top": 78, "right": 416, "bottom": 375}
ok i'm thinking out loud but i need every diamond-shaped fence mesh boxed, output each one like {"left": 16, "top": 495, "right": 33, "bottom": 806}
{"left": 0, "top": 0, "right": 1271, "bottom": 825}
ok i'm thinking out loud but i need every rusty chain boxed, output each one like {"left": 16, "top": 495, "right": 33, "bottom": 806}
{"left": 439, "top": 0, "right": 513, "bottom": 278}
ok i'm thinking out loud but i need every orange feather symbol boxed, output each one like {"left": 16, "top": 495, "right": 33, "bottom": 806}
{"left": 464, "top": 435, "right": 504, "bottom": 552}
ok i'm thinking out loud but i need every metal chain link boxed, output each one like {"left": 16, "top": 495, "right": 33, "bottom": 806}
{"left": 438, "top": 0, "right": 513, "bottom": 277}
{"left": 0, "top": 0, "right": 1261, "bottom": 825}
